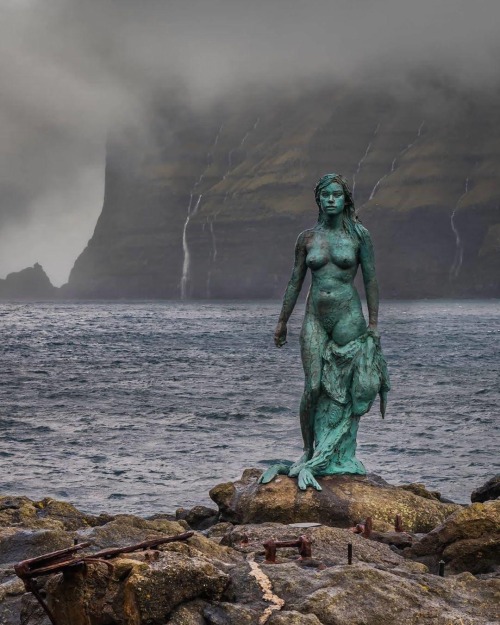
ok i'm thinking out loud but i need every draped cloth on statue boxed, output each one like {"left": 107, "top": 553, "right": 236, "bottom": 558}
{"left": 258, "top": 332, "right": 390, "bottom": 487}
{"left": 303, "top": 332, "right": 390, "bottom": 476}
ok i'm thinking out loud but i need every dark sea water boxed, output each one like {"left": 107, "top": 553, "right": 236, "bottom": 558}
{"left": 0, "top": 300, "right": 498, "bottom": 515}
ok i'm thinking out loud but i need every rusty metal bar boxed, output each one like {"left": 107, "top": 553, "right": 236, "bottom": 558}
{"left": 14, "top": 542, "right": 91, "bottom": 578}
{"left": 362, "top": 517, "right": 373, "bottom": 539}
{"left": 263, "top": 535, "right": 312, "bottom": 563}
{"left": 25, "top": 579, "right": 57, "bottom": 625}
{"left": 91, "top": 531, "right": 194, "bottom": 560}
{"left": 14, "top": 531, "right": 194, "bottom": 625}
{"left": 395, "top": 514, "right": 403, "bottom": 532}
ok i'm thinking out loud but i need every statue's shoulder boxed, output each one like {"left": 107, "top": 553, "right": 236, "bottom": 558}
{"left": 296, "top": 228, "right": 315, "bottom": 246}
{"left": 353, "top": 222, "right": 372, "bottom": 245}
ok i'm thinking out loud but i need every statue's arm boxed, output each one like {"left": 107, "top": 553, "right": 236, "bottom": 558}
{"left": 359, "top": 229, "right": 379, "bottom": 330}
{"left": 274, "top": 232, "right": 308, "bottom": 347}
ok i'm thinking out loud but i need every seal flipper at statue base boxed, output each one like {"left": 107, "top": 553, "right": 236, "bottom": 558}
{"left": 257, "top": 463, "right": 291, "bottom": 484}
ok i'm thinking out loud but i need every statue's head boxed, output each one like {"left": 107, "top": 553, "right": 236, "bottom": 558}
{"left": 314, "top": 173, "right": 359, "bottom": 234}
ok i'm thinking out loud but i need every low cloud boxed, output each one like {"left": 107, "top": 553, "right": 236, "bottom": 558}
{"left": 1, "top": 0, "right": 499, "bottom": 284}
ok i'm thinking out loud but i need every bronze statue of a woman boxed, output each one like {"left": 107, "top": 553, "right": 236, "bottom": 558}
{"left": 259, "top": 173, "right": 390, "bottom": 491}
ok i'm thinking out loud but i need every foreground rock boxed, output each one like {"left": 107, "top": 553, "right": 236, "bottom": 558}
{"left": 1, "top": 487, "right": 498, "bottom": 625}
{"left": 31, "top": 523, "right": 500, "bottom": 624}
{"left": 404, "top": 500, "right": 500, "bottom": 575}
{"left": 471, "top": 474, "right": 500, "bottom": 503}
{"left": 209, "top": 469, "right": 459, "bottom": 533}
{"left": 47, "top": 540, "right": 237, "bottom": 625}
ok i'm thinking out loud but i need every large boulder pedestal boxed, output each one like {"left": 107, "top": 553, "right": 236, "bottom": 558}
{"left": 210, "top": 469, "right": 460, "bottom": 533}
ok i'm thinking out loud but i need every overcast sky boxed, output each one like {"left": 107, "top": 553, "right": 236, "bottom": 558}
{"left": 1, "top": 0, "right": 499, "bottom": 285}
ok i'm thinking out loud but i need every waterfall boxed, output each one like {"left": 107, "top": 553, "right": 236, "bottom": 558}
{"left": 368, "top": 121, "right": 425, "bottom": 201}
{"left": 205, "top": 118, "right": 261, "bottom": 297}
{"left": 179, "top": 125, "right": 223, "bottom": 299}
{"left": 352, "top": 122, "right": 380, "bottom": 200}
{"left": 450, "top": 178, "right": 469, "bottom": 278}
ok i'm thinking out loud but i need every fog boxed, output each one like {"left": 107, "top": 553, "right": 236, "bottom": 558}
{"left": 1, "top": 0, "right": 499, "bottom": 285}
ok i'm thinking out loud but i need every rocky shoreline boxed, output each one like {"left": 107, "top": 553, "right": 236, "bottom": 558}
{"left": 1, "top": 472, "right": 498, "bottom": 625}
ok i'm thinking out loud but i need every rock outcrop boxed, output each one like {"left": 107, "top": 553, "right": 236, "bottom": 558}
{"left": 404, "top": 500, "right": 500, "bottom": 575}
{"left": 0, "top": 495, "right": 108, "bottom": 532}
{"left": 471, "top": 474, "right": 500, "bottom": 503}
{"left": 209, "top": 469, "right": 459, "bottom": 533}
{"left": 0, "top": 264, "right": 58, "bottom": 300}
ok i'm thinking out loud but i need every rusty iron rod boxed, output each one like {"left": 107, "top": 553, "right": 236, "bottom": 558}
{"left": 263, "top": 535, "right": 312, "bottom": 563}
{"left": 395, "top": 514, "right": 403, "bottom": 532}
{"left": 91, "top": 531, "right": 194, "bottom": 560}
{"left": 362, "top": 517, "right": 373, "bottom": 539}
{"left": 26, "top": 579, "right": 58, "bottom": 625}
{"left": 14, "top": 542, "right": 91, "bottom": 578}
{"left": 15, "top": 531, "right": 194, "bottom": 625}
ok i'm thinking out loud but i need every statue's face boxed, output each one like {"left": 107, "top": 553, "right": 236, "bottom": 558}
{"left": 319, "top": 182, "right": 345, "bottom": 216}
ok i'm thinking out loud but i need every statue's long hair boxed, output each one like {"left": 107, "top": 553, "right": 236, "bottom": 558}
{"left": 314, "top": 173, "right": 362, "bottom": 239}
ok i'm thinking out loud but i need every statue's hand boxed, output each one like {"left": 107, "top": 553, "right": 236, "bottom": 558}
{"left": 379, "top": 389, "right": 388, "bottom": 419}
{"left": 274, "top": 321, "right": 287, "bottom": 347}
{"left": 297, "top": 468, "right": 322, "bottom": 491}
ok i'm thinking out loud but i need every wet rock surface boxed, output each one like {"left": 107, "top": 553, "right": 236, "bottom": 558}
{"left": 471, "top": 474, "right": 500, "bottom": 503}
{"left": 209, "top": 469, "right": 460, "bottom": 533}
{"left": 176, "top": 506, "right": 219, "bottom": 531}
{"left": 0, "top": 496, "right": 105, "bottom": 532}
{"left": 1, "top": 477, "right": 498, "bottom": 625}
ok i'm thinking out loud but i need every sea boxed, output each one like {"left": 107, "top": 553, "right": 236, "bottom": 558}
{"left": 0, "top": 300, "right": 498, "bottom": 516}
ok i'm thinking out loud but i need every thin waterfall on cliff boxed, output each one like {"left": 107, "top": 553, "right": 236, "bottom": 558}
{"left": 369, "top": 121, "right": 425, "bottom": 201}
{"left": 205, "top": 117, "right": 260, "bottom": 298}
{"left": 450, "top": 177, "right": 469, "bottom": 278}
{"left": 352, "top": 122, "right": 379, "bottom": 201}
{"left": 180, "top": 125, "right": 223, "bottom": 299}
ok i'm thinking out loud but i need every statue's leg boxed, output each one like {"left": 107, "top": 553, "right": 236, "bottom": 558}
{"left": 289, "top": 314, "right": 328, "bottom": 475}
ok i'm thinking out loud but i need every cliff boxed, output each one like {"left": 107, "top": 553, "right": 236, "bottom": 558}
{"left": 64, "top": 77, "right": 500, "bottom": 299}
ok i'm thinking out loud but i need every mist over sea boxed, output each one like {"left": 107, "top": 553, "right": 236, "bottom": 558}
{"left": 0, "top": 300, "right": 498, "bottom": 515}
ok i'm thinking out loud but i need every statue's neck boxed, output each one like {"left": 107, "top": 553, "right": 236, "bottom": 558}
{"left": 318, "top": 212, "right": 343, "bottom": 230}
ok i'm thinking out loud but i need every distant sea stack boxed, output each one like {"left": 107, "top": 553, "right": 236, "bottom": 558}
{"left": 65, "top": 77, "right": 500, "bottom": 299}
{"left": 0, "top": 263, "right": 58, "bottom": 300}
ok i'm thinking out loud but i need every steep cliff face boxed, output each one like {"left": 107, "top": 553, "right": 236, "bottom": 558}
{"left": 65, "top": 79, "right": 500, "bottom": 299}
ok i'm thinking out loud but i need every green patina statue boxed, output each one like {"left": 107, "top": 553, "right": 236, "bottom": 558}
{"left": 259, "top": 173, "right": 390, "bottom": 491}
